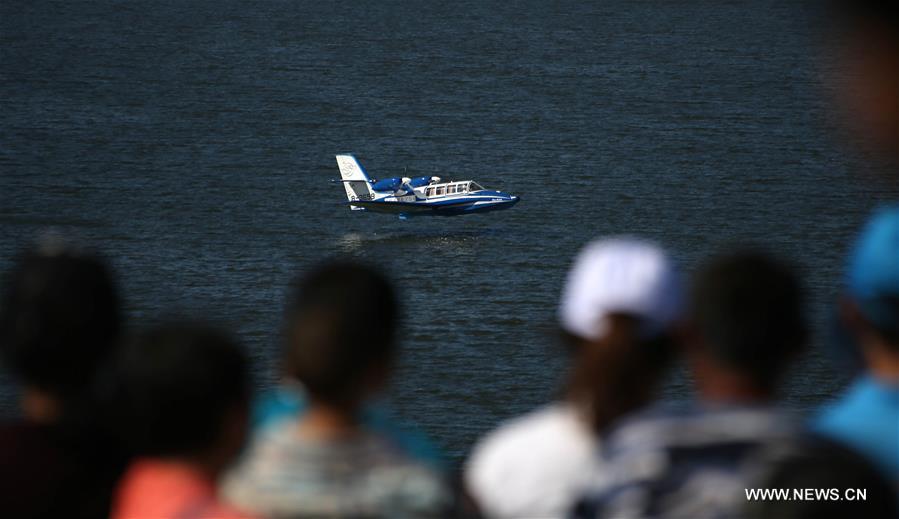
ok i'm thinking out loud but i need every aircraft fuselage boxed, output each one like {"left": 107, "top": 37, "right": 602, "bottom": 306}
{"left": 336, "top": 155, "right": 519, "bottom": 219}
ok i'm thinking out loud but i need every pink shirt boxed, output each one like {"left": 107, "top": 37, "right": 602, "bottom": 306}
{"left": 113, "top": 459, "right": 253, "bottom": 519}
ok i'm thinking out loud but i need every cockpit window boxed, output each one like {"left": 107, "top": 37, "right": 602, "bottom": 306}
{"left": 469, "top": 182, "right": 484, "bottom": 192}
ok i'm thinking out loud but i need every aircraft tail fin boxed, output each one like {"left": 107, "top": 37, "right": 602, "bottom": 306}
{"left": 336, "top": 154, "right": 375, "bottom": 207}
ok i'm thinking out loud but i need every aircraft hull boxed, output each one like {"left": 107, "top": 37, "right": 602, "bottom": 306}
{"left": 348, "top": 193, "right": 519, "bottom": 219}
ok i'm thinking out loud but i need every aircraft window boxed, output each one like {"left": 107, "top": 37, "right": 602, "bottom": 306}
{"left": 436, "top": 186, "right": 445, "bottom": 196}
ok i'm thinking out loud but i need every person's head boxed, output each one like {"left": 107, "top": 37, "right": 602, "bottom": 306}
{"left": 841, "top": 206, "right": 899, "bottom": 379}
{"left": 283, "top": 260, "right": 398, "bottom": 414}
{"left": 112, "top": 323, "right": 250, "bottom": 477}
{"left": 825, "top": 0, "right": 899, "bottom": 162}
{"left": 688, "top": 250, "right": 806, "bottom": 401}
{"left": 559, "top": 238, "right": 684, "bottom": 433}
{"left": 0, "top": 236, "right": 121, "bottom": 421}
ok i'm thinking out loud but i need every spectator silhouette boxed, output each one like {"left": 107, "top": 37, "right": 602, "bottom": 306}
{"left": 0, "top": 237, "right": 126, "bottom": 519}
{"left": 110, "top": 322, "right": 254, "bottom": 519}
{"left": 573, "top": 250, "right": 808, "bottom": 519}
{"left": 814, "top": 206, "right": 899, "bottom": 486}
{"left": 465, "top": 238, "right": 684, "bottom": 518}
{"left": 223, "top": 261, "right": 450, "bottom": 518}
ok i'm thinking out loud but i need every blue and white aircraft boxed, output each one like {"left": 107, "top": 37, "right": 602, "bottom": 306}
{"left": 336, "top": 154, "right": 519, "bottom": 219}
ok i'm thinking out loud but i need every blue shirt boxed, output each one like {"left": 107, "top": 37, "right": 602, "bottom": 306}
{"left": 814, "top": 376, "right": 899, "bottom": 483}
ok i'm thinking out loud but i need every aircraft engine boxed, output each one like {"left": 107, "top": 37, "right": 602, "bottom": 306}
{"left": 408, "top": 176, "right": 432, "bottom": 188}
{"left": 393, "top": 177, "right": 414, "bottom": 196}
{"left": 371, "top": 177, "right": 403, "bottom": 192}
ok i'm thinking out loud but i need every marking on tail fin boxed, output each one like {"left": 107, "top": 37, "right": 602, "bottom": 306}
{"left": 335, "top": 154, "right": 376, "bottom": 205}
{"left": 336, "top": 154, "right": 371, "bottom": 181}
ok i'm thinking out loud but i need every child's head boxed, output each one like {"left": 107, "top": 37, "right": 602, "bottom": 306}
{"left": 0, "top": 239, "right": 121, "bottom": 416}
{"left": 114, "top": 323, "right": 250, "bottom": 475}
{"left": 283, "top": 261, "right": 398, "bottom": 412}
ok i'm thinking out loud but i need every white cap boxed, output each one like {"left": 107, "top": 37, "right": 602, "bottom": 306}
{"left": 559, "top": 237, "right": 684, "bottom": 340}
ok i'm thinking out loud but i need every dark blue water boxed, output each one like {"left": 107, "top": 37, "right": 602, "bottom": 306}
{"left": 2, "top": 0, "right": 897, "bottom": 463}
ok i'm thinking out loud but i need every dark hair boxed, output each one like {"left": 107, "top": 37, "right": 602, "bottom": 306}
{"left": 111, "top": 323, "right": 250, "bottom": 458}
{"left": 564, "top": 314, "right": 676, "bottom": 434}
{"left": 0, "top": 243, "right": 121, "bottom": 401}
{"left": 283, "top": 261, "right": 398, "bottom": 408}
{"left": 690, "top": 250, "right": 806, "bottom": 391}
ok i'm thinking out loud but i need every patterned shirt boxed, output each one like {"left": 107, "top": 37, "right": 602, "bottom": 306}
{"left": 222, "top": 419, "right": 450, "bottom": 518}
{"left": 572, "top": 405, "right": 800, "bottom": 519}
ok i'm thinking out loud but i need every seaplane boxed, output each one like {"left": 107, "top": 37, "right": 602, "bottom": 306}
{"left": 335, "top": 154, "right": 519, "bottom": 219}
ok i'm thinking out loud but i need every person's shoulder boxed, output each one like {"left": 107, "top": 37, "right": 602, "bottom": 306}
{"left": 0, "top": 422, "right": 68, "bottom": 504}
{"left": 575, "top": 407, "right": 802, "bottom": 519}
{"left": 816, "top": 376, "right": 897, "bottom": 424}
{"left": 360, "top": 404, "right": 448, "bottom": 471}
{"left": 0, "top": 421, "right": 93, "bottom": 487}
{"left": 814, "top": 378, "right": 880, "bottom": 442}
{"left": 223, "top": 425, "right": 450, "bottom": 517}
{"left": 0, "top": 419, "right": 62, "bottom": 441}
{"left": 813, "top": 377, "right": 899, "bottom": 479}
{"left": 604, "top": 404, "right": 800, "bottom": 458}
{"left": 360, "top": 440, "right": 451, "bottom": 511}
{"left": 469, "top": 403, "right": 589, "bottom": 466}
{"left": 586, "top": 405, "right": 802, "bottom": 500}
{"left": 227, "top": 421, "right": 440, "bottom": 485}
{"left": 0, "top": 421, "right": 124, "bottom": 518}
{"left": 221, "top": 419, "right": 297, "bottom": 491}
{"left": 465, "top": 403, "right": 600, "bottom": 518}
{"left": 252, "top": 386, "right": 448, "bottom": 471}
{"left": 484, "top": 403, "right": 586, "bottom": 448}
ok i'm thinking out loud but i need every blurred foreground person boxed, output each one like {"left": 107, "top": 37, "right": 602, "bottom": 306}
{"left": 465, "top": 238, "right": 684, "bottom": 518}
{"left": 0, "top": 239, "right": 126, "bottom": 518}
{"left": 814, "top": 206, "right": 899, "bottom": 485}
{"left": 223, "top": 262, "right": 450, "bottom": 518}
{"left": 250, "top": 278, "right": 445, "bottom": 471}
{"left": 110, "top": 323, "right": 254, "bottom": 519}
{"left": 573, "top": 251, "right": 807, "bottom": 519}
